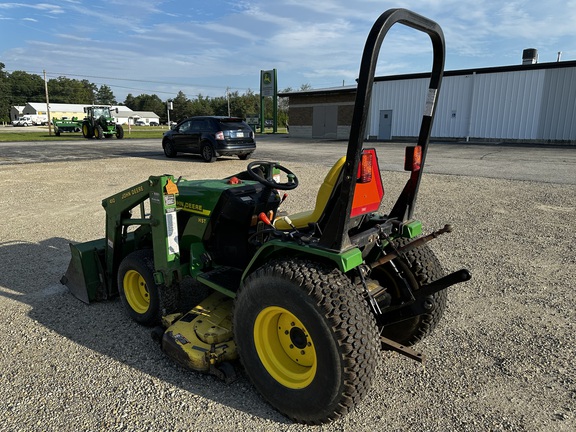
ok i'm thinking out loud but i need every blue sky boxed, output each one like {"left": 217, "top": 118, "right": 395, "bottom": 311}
{"left": 1, "top": 0, "right": 575, "bottom": 102}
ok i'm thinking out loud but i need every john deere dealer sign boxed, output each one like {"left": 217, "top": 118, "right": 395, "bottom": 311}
{"left": 261, "top": 70, "right": 276, "bottom": 97}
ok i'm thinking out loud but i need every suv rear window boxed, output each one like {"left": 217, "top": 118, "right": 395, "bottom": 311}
{"left": 219, "top": 121, "right": 248, "bottom": 130}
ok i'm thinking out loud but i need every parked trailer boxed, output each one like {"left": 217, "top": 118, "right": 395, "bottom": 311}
{"left": 53, "top": 117, "right": 83, "bottom": 136}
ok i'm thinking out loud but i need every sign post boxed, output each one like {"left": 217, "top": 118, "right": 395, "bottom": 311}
{"left": 260, "top": 69, "right": 277, "bottom": 133}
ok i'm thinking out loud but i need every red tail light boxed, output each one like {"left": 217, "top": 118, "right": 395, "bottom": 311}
{"left": 359, "top": 152, "right": 373, "bottom": 183}
{"left": 351, "top": 149, "right": 384, "bottom": 217}
{"left": 404, "top": 146, "right": 422, "bottom": 171}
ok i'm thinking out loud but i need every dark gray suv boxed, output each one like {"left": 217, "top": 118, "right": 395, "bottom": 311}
{"left": 162, "top": 116, "right": 256, "bottom": 162}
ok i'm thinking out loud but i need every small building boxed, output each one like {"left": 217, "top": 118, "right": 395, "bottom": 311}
{"left": 280, "top": 86, "right": 356, "bottom": 139}
{"left": 10, "top": 106, "right": 25, "bottom": 122}
{"left": 115, "top": 110, "right": 160, "bottom": 125}
{"left": 280, "top": 59, "right": 576, "bottom": 144}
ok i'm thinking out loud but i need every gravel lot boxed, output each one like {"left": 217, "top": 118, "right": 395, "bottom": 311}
{"left": 0, "top": 141, "right": 574, "bottom": 431}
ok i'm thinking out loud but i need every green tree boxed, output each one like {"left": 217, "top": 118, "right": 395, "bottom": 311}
{"left": 8, "top": 71, "right": 44, "bottom": 105}
{"left": 95, "top": 84, "right": 116, "bottom": 105}
{"left": 48, "top": 76, "right": 96, "bottom": 103}
{"left": 124, "top": 93, "right": 136, "bottom": 109}
{"left": 189, "top": 94, "right": 213, "bottom": 117}
{"left": 127, "top": 93, "right": 166, "bottom": 123}
{"left": 171, "top": 91, "right": 192, "bottom": 123}
{"left": 0, "top": 63, "right": 10, "bottom": 122}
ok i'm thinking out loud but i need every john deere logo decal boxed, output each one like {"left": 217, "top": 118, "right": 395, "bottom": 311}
{"left": 263, "top": 72, "right": 272, "bottom": 84}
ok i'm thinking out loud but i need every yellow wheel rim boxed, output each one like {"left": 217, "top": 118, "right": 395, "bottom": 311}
{"left": 82, "top": 124, "right": 89, "bottom": 135}
{"left": 254, "top": 306, "right": 317, "bottom": 389}
{"left": 123, "top": 270, "right": 150, "bottom": 314}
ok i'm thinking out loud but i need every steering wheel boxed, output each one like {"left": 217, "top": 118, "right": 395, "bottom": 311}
{"left": 247, "top": 161, "right": 299, "bottom": 190}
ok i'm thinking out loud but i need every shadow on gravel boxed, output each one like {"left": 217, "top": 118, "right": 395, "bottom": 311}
{"left": 0, "top": 238, "right": 288, "bottom": 424}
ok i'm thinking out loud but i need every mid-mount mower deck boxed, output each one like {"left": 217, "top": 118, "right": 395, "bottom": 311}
{"left": 61, "top": 8, "right": 471, "bottom": 425}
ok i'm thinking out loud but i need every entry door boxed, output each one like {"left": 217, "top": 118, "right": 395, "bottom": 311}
{"left": 378, "top": 110, "right": 392, "bottom": 140}
{"left": 312, "top": 106, "right": 338, "bottom": 138}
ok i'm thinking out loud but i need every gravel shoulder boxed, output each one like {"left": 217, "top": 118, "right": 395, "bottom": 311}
{"left": 0, "top": 152, "right": 574, "bottom": 431}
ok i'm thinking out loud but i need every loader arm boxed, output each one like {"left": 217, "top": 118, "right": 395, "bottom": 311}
{"left": 101, "top": 175, "right": 181, "bottom": 294}
{"left": 319, "top": 8, "right": 445, "bottom": 251}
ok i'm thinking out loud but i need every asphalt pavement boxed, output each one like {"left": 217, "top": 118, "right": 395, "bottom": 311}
{"left": 1, "top": 135, "right": 574, "bottom": 184}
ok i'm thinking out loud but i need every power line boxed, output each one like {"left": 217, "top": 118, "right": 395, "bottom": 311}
{"left": 5, "top": 68, "right": 252, "bottom": 92}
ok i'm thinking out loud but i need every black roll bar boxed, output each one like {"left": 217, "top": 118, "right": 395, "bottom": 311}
{"left": 318, "top": 8, "right": 446, "bottom": 251}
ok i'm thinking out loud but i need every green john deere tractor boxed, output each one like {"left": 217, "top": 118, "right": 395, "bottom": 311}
{"left": 61, "top": 9, "right": 471, "bottom": 425}
{"left": 82, "top": 105, "right": 124, "bottom": 139}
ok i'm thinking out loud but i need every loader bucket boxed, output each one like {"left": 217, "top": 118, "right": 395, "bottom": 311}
{"left": 60, "top": 239, "right": 107, "bottom": 303}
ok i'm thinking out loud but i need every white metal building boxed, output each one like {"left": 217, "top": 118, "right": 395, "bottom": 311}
{"left": 283, "top": 60, "right": 576, "bottom": 143}
{"left": 369, "top": 60, "right": 576, "bottom": 142}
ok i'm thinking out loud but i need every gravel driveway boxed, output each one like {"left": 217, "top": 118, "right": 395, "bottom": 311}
{"left": 0, "top": 141, "right": 574, "bottom": 431}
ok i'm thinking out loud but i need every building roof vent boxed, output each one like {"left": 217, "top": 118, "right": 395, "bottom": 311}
{"left": 522, "top": 48, "right": 538, "bottom": 65}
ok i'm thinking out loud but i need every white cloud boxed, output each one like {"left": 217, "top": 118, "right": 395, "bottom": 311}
{"left": 2, "top": 0, "right": 576, "bottom": 99}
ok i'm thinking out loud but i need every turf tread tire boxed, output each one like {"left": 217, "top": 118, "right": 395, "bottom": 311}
{"left": 234, "top": 258, "right": 380, "bottom": 425}
{"left": 117, "top": 249, "right": 179, "bottom": 326}
{"left": 377, "top": 239, "right": 447, "bottom": 345}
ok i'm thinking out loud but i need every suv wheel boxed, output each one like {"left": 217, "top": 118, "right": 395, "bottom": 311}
{"left": 201, "top": 143, "right": 217, "bottom": 163}
{"left": 163, "top": 140, "right": 177, "bottom": 158}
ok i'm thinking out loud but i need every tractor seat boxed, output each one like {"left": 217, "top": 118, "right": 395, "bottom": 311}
{"left": 274, "top": 156, "right": 345, "bottom": 230}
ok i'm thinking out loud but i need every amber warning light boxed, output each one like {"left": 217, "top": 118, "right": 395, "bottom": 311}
{"left": 404, "top": 146, "right": 422, "bottom": 171}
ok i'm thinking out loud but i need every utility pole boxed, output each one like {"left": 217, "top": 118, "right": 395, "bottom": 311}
{"left": 166, "top": 99, "right": 173, "bottom": 127}
{"left": 226, "top": 87, "right": 231, "bottom": 117}
{"left": 43, "top": 70, "right": 52, "bottom": 136}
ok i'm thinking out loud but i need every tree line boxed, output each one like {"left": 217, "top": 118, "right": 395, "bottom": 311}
{"left": 0, "top": 62, "right": 306, "bottom": 125}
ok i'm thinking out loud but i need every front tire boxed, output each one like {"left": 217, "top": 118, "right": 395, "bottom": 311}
{"left": 234, "top": 259, "right": 379, "bottom": 424}
{"left": 94, "top": 124, "right": 104, "bottom": 140}
{"left": 163, "top": 139, "right": 177, "bottom": 158}
{"left": 115, "top": 124, "right": 124, "bottom": 139}
{"left": 117, "top": 250, "right": 178, "bottom": 326}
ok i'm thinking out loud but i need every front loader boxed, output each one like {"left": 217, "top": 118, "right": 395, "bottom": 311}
{"left": 61, "top": 9, "right": 471, "bottom": 425}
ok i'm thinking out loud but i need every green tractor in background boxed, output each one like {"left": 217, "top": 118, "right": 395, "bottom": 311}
{"left": 61, "top": 9, "right": 471, "bottom": 425}
{"left": 82, "top": 105, "right": 124, "bottom": 139}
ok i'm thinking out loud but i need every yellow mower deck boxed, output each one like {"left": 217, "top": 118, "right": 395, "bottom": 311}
{"left": 161, "top": 292, "right": 237, "bottom": 379}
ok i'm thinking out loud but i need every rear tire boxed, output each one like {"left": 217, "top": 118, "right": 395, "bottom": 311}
{"left": 234, "top": 259, "right": 379, "bottom": 424}
{"left": 82, "top": 123, "right": 93, "bottom": 139}
{"left": 373, "top": 240, "right": 447, "bottom": 346}
{"left": 117, "top": 249, "right": 178, "bottom": 326}
{"left": 201, "top": 142, "right": 217, "bottom": 162}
